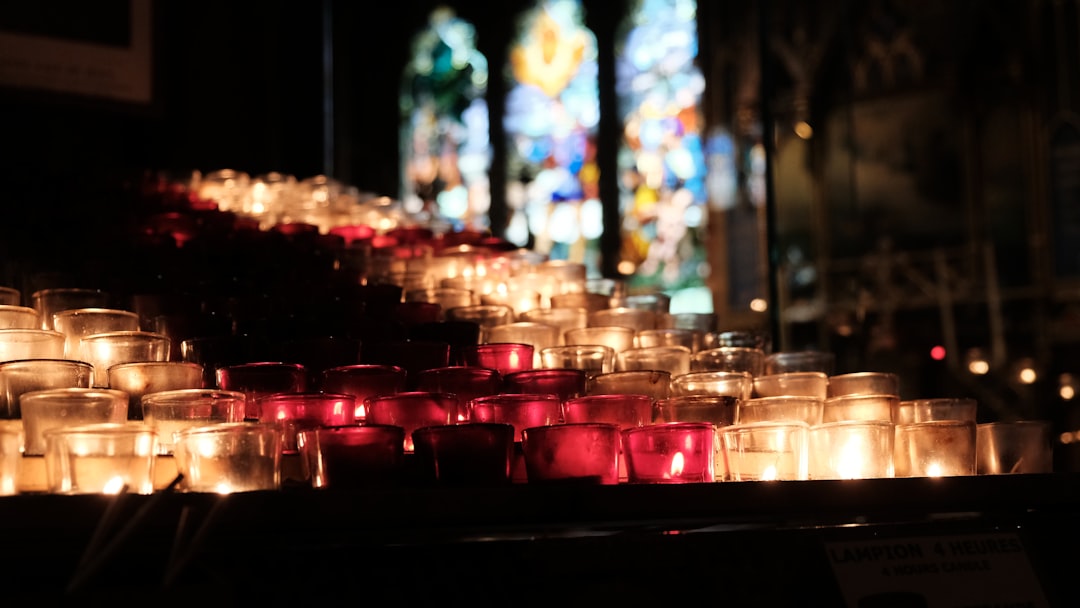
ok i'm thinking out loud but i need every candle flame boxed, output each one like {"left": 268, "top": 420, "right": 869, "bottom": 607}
{"left": 102, "top": 476, "right": 126, "bottom": 495}
{"left": 669, "top": 451, "right": 685, "bottom": 478}
{"left": 355, "top": 403, "right": 366, "bottom": 419}
{"left": 508, "top": 349, "right": 520, "bottom": 369}
{"left": 836, "top": 437, "right": 866, "bottom": 479}
{"left": 926, "top": 462, "right": 943, "bottom": 478}
{"left": 760, "top": 465, "right": 778, "bottom": 481}
{"left": 215, "top": 483, "right": 234, "bottom": 495}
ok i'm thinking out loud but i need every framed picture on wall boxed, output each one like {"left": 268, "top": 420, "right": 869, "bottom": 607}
{"left": 0, "top": 0, "right": 152, "bottom": 106}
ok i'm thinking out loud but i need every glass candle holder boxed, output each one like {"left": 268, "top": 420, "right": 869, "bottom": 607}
{"left": 173, "top": 423, "right": 282, "bottom": 493}
{"left": 827, "top": 371, "right": 901, "bottom": 397}
{"left": 518, "top": 308, "right": 588, "bottom": 344}
{"left": 976, "top": 420, "right": 1053, "bottom": 474}
{"left": 564, "top": 326, "right": 636, "bottom": 355}
{"left": 622, "top": 422, "right": 715, "bottom": 484}
{"left": 702, "top": 329, "right": 772, "bottom": 352}
{"left": 414, "top": 366, "right": 503, "bottom": 404}
{"left": 549, "top": 292, "right": 611, "bottom": 314}
{"left": 539, "top": 344, "right": 615, "bottom": 377}
{"left": 405, "top": 287, "right": 476, "bottom": 312}
{"left": 668, "top": 312, "right": 717, "bottom": 334}
{"left": 465, "top": 393, "right": 562, "bottom": 441}
{"left": 140, "top": 389, "right": 247, "bottom": 454}
{"left": 521, "top": 422, "right": 620, "bottom": 485}
{"left": 895, "top": 397, "right": 978, "bottom": 425}
{"left": 763, "top": 350, "right": 836, "bottom": 375}
{"left": 588, "top": 370, "right": 671, "bottom": 401}
{"left": 502, "top": 368, "right": 586, "bottom": 401}
{"left": 587, "top": 307, "right": 657, "bottom": 333}
{"left": 412, "top": 422, "right": 515, "bottom": 487}
{"left": 365, "top": 391, "right": 459, "bottom": 452}
{"left": 0, "top": 305, "right": 39, "bottom": 330}
{"left": 485, "top": 322, "right": 559, "bottom": 368}
{"left": 107, "top": 361, "right": 205, "bottom": 421}
{"left": 462, "top": 343, "right": 534, "bottom": 375}
{"left": 0, "top": 287, "right": 20, "bottom": 307}
{"left": 0, "top": 329, "right": 65, "bottom": 363}
{"left": 53, "top": 308, "right": 141, "bottom": 359}
{"left": 654, "top": 395, "right": 738, "bottom": 427}
{"left": 256, "top": 392, "right": 357, "bottom": 453}
{"left": 31, "top": 287, "right": 112, "bottom": 331}
{"left": 216, "top": 362, "right": 308, "bottom": 418}
{"left": 691, "top": 347, "right": 766, "bottom": 376}
{"left": 0, "top": 358, "right": 93, "bottom": 418}
{"left": 822, "top": 394, "right": 900, "bottom": 423}
{"left": 77, "top": 331, "right": 171, "bottom": 387}
{"left": 0, "top": 420, "right": 22, "bottom": 495}
{"left": 444, "top": 304, "right": 514, "bottom": 341}
{"left": 319, "top": 364, "right": 407, "bottom": 420}
{"left": 479, "top": 287, "right": 542, "bottom": 317}
{"left": 622, "top": 292, "right": 671, "bottom": 314}
{"left": 738, "top": 396, "right": 824, "bottom": 426}
{"left": 721, "top": 421, "right": 810, "bottom": 481}
{"left": 809, "top": 420, "right": 895, "bottom": 480}
{"left": 562, "top": 393, "right": 654, "bottom": 429}
{"left": 43, "top": 423, "right": 158, "bottom": 495}
{"left": 617, "top": 345, "right": 691, "bottom": 376}
{"left": 670, "top": 370, "right": 753, "bottom": 400}
{"left": 21, "top": 387, "right": 128, "bottom": 456}
{"left": 752, "top": 371, "right": 829, "bottom": 399}
{"left": 636, "top": 328, "right": 701, "bottom": 353}
{"left": 894, "top": 420, "right": 976, "bottom": 477}
{"left": 297, "top": 424, "right": 405, "bottom": 488}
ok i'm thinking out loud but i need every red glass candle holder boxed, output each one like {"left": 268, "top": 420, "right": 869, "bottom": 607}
{"left": 561, "top": 393, "right": 654, "bottom": 429}
{"left": 411, "top": 423, "right": 514, "bottom": 486}
{"left": 256, "top": 392, "right": 356, "bottom": 452}
{"left": 502, "top": 368, "right": 587, "bottom": 401}
{"left": 414, "top": 366, "right": 502, "bottom": 405}
{"left": 297, "top": 424, "right": 405, "bottom": 488}
{"left": 462, "top": 343, "right": 534, "bottom": 375}
{"left": 622, "top": 422, "right": 716, "bottom": 484}
{"left": 216, "top": 362, "right": 307, "bottom": 418}
{"left": 521, "top": 422, "right": 620, "bottom": 485}
{"left": 318, "top": 364, "right": 407, "bottom": 420}
{"left": 365, "top": 391, "right": 459, "bottom": 452}
{"left": 465, "top": 393, "right": 562, "bottom": 441}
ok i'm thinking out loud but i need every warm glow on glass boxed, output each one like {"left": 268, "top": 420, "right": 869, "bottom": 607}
{"left": 835, "top": 437, "right": 866, "bottom": 479}
{"left": 1018, "top": 367, "right": 1037, "bottom": 384}
{"left": 925, "top": 462, "right": 943, "bottom": 478}
{"left": 668, "top": 451, "right": 685, "bottom": 478}
{"left": 760, "top": 465, "right": 778, "bottom": 481}
{"left": 1061, "top": 385, "right": 1075, "bottom": 401}
{"left": 749, "top": 298, "right": 768, "bottom": 312}
{"left": 102, "top": 476, "right": 126, "bottom": 495}
{"left": 968, "top": 359, "right": 989, "bottom": 375}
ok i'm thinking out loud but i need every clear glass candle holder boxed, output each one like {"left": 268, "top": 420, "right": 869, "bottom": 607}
{"left": 0, "top": 287, "right": 20, "bottom": 307}
{"left": 518, "top": 308, "right": 588, "bottom": 344}
{"left": 0, "top": 358, "right": 93, "bottom": 418}
{"left": 53, "top": 308, "right": 140, "bottom": 359}
{"left": 318, "top": 364, "right": 407, "bottom": 420}
{"left": 0, "top": 420, "right": 22, "bottom": 495}
{"left": 297, "top": 424, "right": 405, "bottom": 488}
{"left": 763, "top": 350, "right": 836, "bottom": 375}
{"left": 256, "top": 392, "right": 357, "bottom": 453}
{"left": 140, "top": 389, "right": 247, "bottom": 454}
{"left": 405, "top": 287, "right": 476, "bottom": 312}
{"left": 894, "top": 420, "right": 976, "bottom": 477}
{"left": 502, "top": 368, "right": 587, "bottom": 401}
{"left": 588, "top": 370, "right": 671, "bottom": 401}
{"left": 412, "top": 422, "right": 515, "bottom": 487}
{"left": 0, "top": 329, "right": 65, "bottom": 363}
{"left": 365, "top": 391, "right": 459, "bottom": 452}
{"left": 173, "top": 423, "right": 282, "bottom": 493}
{"left": 702, "top": 329, "right": 772, "bottom": 352}
{"left": 43, "top": 423, "right": 158, "bottom": 495}
{"left": 670, "top": 370, "right": 753, "bottom": 400}
{"left": 77, "top": 331, "right": 170, "bottom": 387}
{"left": 31, "top": 288, "right": 112, "bottom": 331}
{"left": 462, "top": 343, "right": 534, "bottom": 376}
{"left": 414, "top": 366, "right": 503, "bottom": 404}
{"left": 539, "top": 344, "right": 615, "bottom": 377}
{"left": 0, "top": 305, "right": 39, "bottom": 330}
{"left": 828, "top": 372, "right": 901, "bottom": 398}
{"left": 654, "top": 395, "right": 738, "bottom": 427}
{"left": 617, "top": 346, "right": 692, "bottom": 377}
{"left": 21, "top": 387, "right": 128, "bottom": 456}
{"left": 668, "top": 312, "right": 717, "bottom": 334}
{"left": 809, "top": 420, "right": 895, "bottom": 480}
{"left": 636, "top": 328, "right": 701, "bottom": 353}
{"left": 691, "top": 346, "right": 766, "bottom": 376}
{"left": 738, "top": 396, "right": 824, "bottom": 426}
{"left": 976, "top": 420, "right": 1053, "bottom": 474}
{"left": 752, "top": 371, "right": 829, "bottom": 399}
{"left": 822, "top": 394, "right": 900, "bottom": 423}
{"left": 622, "top": 422, "right": 716, "bottom": 484}
{"left": 587, "top": 307, "right": 657, "bottom": 333}
{"left": 564, "top": 326, "right": 636, "bottom": 355}
{"left": 444, "top": 304, "right": 514, "bottom": 341}
{"left": 465, "top": 393, "right": 562, "bottom": 441}
{"left": 549, "top": 292, "right": 611, "bottom": 313}
{"left": 108, "top": 361, "right": 205, "bottom": 421}
{"left": 216, "top": 362, "right": 308, "bottom": 418}
{"left": 485, "top": 322, "right": 560, "bottom": 368}
{"left": 721, "top": 421, "right": 810, "bottom": 481}
{"left": 896, "top": 397, "right": 978, "bottom": 424}
{"left": 521, "top": 422, "right": 620, "bottom": 485}
{"left": 562, "top": 393, "right": 654, "bottom": 429}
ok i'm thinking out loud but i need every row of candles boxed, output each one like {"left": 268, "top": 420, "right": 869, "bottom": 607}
{"left": 0, "top": 214, "right": 1054, "bottom": 494}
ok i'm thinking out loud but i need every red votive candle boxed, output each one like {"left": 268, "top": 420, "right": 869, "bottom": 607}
{"left": 462, "top": 343, "right": 534, "bottom": 375}
{"left": 257, "top": 392, "right": 356, "bottom": 452}
{"left": 412, "top": 422, "right": 515, "bottom": 486}
{"left": 216, "top": 362, "right": 307, "bottom": 418}
{"left": 521, "top": 422, "right": 620, "bottom": 485}
{"left": 465, "top": 393, "right": 562, "bottom": 441}
{"left": 561, "top": 393, "right": 654, "bottom": 429}
{"left": 319, "top": 364, "right": 407, "bottom": 420}
{"left": 622, "top": 422, "right": 716, "bottom": 484}
{"left": 414, "top": 366, "right": 503, "bottom": 405}
{"left": 502, "top": 368, "right": 587, "bottom": 401}
{"left": 297, "top": 424, "right": 405, "bottom": 488}
{"left": 365, "top": 391, "right": 459, "bottom": 452}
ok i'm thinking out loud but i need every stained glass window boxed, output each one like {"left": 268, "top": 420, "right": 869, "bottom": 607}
{"left": 400, "top": 8, "right": 491, "bottom": 231}
{"left": 504, "top": 0, "right": 602, "bottom": 274}
{"left": 615, "top": 0, "right": 708, "bottom": 305}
